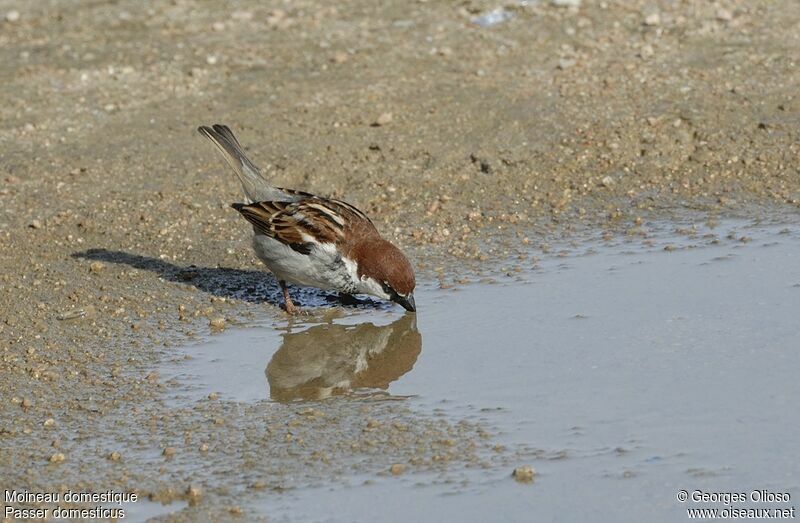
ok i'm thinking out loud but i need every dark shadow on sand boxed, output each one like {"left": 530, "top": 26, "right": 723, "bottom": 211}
{"left": 71, "top": 248, "right": 381, "bottom": 310}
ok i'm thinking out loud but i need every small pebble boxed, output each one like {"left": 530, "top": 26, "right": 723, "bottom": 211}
{"left": 513, "top": 465, "right": 535, "bottom": 483}
{"left": 390, "top": 463, "right": 406, "bottom": 475}
{"left": 108, "top": 451, "right": 121, "bottom": 461}
{"left": 186, "top": 485, "right": 202, "bottom": 505}
{"left": 29, "top": 219, "right": 42, "bottom": 229}
{"left": 716, "top": 8, "right": 733, "bottom": 22}
{"left": 89, "top": 261, "right": 105, "bottom": 273}
{"left": 644, "top": 12, "right": 661, "bottom": 26}
{"left": 331, "top": 51, "right": 348, "bottom": 64}
{"left": 373, "top": 112, "right": 393, "bottom": 126}
{"left": 163, "top": 446, "right": 176, "bottom": 457}
{"left": 49, "top": 453, "right": 66, "bottom": 464}
{"left": 83, "top": 305, "right": 97, "bottom": 319}
{"left": 5, "top": 10, "right": 20, "bottom": 22}
{"left": 551, "top": 0, "right": 581, "bottom": 6}
{"left": 557, "top": 58, "right": 576, "bottom": 70}
{"left": 209, "top": 317, "right": 226, "bottom": 331}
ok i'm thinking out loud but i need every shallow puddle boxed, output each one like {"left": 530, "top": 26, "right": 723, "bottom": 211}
{"left": 161, "top": 219, "right": 800, "bottom": 521}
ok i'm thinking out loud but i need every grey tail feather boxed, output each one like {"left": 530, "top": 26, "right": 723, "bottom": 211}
{"left": 210, "top": 124, "right": 242, "bottom": 149}
{"left": 197, "top": 124, "right": 272, "bottom": 203}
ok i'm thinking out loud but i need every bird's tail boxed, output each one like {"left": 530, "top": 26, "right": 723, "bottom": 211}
{"left": 198, "top": 124, "right": 275, "bottom": 203}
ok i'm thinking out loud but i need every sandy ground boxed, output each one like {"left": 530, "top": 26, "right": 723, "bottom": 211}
{"left": 1, "top": 0, "right": 799, "bottom": 519}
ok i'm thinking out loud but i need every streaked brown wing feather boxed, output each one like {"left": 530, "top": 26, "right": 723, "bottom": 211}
{"left": 232, "top": 197, "right": 377, "bottom": 255}
{"left": 231, "top": 201, "right": 284, "bottom": 236}
{"left": 327, "top": 198, "right": 373, "bottom": 225}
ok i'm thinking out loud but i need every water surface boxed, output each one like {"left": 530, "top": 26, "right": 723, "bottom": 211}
{"left": 162, "top": 220, "right": 800, "bottom": 522}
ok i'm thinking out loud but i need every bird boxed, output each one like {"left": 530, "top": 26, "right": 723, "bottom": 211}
{"left": 197, "top": 124, "right": 416, "bottom": 314}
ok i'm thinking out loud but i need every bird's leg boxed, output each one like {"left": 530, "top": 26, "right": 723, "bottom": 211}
{"left": 280, "top": 280, "right": 300, "bottom": 315}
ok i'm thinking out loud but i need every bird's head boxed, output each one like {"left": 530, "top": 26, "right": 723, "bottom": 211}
{"left": 351, "top": 238, "right": 416, "bottom": 311}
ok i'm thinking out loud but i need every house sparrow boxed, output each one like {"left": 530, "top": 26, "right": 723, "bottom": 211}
{"left": 197, "top": 124, "right": 416, "bottom": 314}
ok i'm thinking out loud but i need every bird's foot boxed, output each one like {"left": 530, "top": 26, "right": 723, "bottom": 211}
{"left": 283, "top": 303, "right": 313, "bottom": 316}
{"left": 283, "top": 302, "right": 303, "bottom": 315}
{"left": 280, "top": 280, "right": 306, "bottom": 315}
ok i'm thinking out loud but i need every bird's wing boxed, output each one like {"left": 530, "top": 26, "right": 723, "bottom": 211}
{"left": 232, "top": 198, "right": 376, "bottom": 255}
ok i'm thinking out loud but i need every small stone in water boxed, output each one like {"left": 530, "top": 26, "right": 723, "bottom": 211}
{"left": 513, "top": 465, "right": 535, "bottom": 482}
{"left": 209, "top": 317, "right": 226, "bottom": 331}
{"left": 186, "top": 485, "right": 202, "bottom": 505}
{"left": 390, "top": 463, "right": 406, "bottom": 475}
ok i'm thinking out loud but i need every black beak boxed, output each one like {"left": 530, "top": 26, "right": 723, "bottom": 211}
{"left": 394, "top": 293, "right": 416, "bottom": 312}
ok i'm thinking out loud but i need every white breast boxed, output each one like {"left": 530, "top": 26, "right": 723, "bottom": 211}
{"left": 251, "top": 235, "right": 360, "bottom": 293}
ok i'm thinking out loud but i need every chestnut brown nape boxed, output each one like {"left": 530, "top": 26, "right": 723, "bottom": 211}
{"left": 351, "top": 238, "right": 415, "bottom": 295}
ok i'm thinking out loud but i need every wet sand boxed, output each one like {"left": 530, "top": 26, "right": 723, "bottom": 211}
{"left": 1, "top": 0, "right": 800, "bottom": 520}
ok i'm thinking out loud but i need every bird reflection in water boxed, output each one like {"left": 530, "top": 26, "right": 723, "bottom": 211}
{"left": 266, "top": 314, "right": 421, "bottom": 402}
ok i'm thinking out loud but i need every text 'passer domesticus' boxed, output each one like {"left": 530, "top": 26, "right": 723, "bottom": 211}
{"left": 198, "top": 124, "right": 416, "bottom": 314}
